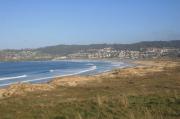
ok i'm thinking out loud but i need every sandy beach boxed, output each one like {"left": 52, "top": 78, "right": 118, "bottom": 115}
{"left": 0, "top": 59, "right": 179, "bottom": 98}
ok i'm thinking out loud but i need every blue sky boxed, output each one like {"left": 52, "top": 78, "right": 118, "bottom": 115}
{"left": 0, "top": 0, "right": 180, "bottom": 49}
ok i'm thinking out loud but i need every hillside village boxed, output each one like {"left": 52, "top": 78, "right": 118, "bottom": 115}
{"left": 63, "top": 47, "right": 180, "bottom": 59}
{"left": 0, "top": 41, "right": 180, "bottom": 61}
{"left": 1, "top": 47, "right": 179, "bottom": 61}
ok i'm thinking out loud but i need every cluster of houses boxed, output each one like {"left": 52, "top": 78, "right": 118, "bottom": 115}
{"left": 67, "top": 47, "right": 180, "bottom": 59}
{"left": 0, "top": 47, "right": 179, "bottom": 61}
{"left": 0, "top": 50, "right": 36, "bottom": 60}
{"left": 0, "top": 50, "right": 56, "bottom": 61}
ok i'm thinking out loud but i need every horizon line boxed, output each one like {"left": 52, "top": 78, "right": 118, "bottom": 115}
{"left": 0, "top": 39, "right": 179, "bottom": 50}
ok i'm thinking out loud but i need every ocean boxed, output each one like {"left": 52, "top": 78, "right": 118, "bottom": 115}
{"left": 0, "top": 60, "right": 128, "bottom": 87}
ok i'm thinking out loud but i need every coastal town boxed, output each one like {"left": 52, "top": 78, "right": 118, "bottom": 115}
{"left": 66, "top": 47, "right": 180, "bottom": 59}
{"left": 0, "top": 47, "right": 179, "bottom": 61}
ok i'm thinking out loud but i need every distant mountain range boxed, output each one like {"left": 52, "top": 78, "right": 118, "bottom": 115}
{"left": 35, "top": 40, "right": 180, "bottom": 55}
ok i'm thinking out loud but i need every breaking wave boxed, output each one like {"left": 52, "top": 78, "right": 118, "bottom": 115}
{"left": 0, "top": 75, "right": 27, "bottom": 81}
{"left": 0, "top": 66, "right": 97, "bottom": 86}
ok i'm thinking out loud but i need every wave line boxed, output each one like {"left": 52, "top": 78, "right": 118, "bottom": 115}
{"left": 0, "top": 75, "right": 27, "bottom": 81}
{"left": 0, "top": 66, "right": 97, "bottom": 86}
{"left": 20, "top": 66, "right": 97, "bottom": 83}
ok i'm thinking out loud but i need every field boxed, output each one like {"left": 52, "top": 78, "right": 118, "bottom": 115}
{"left": 0, "top": 59, "right": 180, "bottom": 119}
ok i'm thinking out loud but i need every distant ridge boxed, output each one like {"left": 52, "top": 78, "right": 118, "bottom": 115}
{"left": 35, "top": 40, "right": 180, "bottom": 55}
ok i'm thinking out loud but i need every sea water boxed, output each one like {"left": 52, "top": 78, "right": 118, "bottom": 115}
{"left": 0, "top": 60, "right": 128, "bottom": 87}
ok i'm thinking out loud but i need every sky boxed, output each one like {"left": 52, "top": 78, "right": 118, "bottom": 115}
{"left": 0, "top": 0, "right": 180, "bottom": 49}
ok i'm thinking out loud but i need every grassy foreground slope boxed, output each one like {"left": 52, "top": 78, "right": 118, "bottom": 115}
{"left": 0, "top": 60, "right": 180, "bottom": 119}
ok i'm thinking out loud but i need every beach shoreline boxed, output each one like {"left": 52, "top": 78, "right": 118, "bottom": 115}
{"left": 0, "top": 59, "right": 179, "bottom": 98}
{"left": 0, "top": 59, "right": 130, "bottom": 87}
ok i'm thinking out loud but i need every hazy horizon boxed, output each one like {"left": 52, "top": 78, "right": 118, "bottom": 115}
{"left": 0, "top": 40, "right": 179, "bottom": 50}
{"left": 0, "top": 0, "right": 180, "bottom": 49}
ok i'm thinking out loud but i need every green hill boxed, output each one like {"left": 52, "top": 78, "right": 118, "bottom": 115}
{"left": 36, "top": 40, "right": 180, "bottom": 55}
